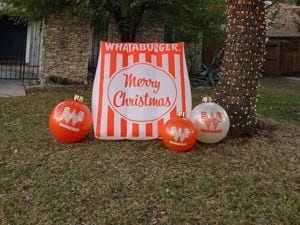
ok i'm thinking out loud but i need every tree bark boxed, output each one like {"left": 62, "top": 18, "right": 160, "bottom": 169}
{"left": 216, "top": 0, "right": 266, "bottom": 136}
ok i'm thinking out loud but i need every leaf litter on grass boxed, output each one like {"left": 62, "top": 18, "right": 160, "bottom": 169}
{"left": 0, "top": 81, "right": 299, "bottom": 224}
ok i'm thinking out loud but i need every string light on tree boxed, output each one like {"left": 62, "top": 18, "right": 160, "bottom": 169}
{"left": 216, "top": 0, "right": 266, "bottom": 136}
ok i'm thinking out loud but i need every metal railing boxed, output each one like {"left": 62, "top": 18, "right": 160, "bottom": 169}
{"left": 0, "top": 62, "right": 39, "bottom": 80}
{"left": 0, "top": 20, "right": 40, "bottom": 80}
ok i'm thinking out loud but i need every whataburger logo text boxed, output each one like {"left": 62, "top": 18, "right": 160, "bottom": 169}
{"left": 104, "top": 42, "right": 180, "bottom": 53}
{"left": 201, "top": 111, "right": 222, "bottom": 133}
{"left": 169, "top": 127, "right": 191, "bottom": 146}
{"left": 108, "top": 63, "right": 177, "bottom": 122}
{"left": 59, "top": 107, "right": 84, "bottom": 132}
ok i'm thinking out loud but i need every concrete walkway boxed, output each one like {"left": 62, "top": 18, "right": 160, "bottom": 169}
{"left": 0, "top": 80, "right": 26, "bottom": 97}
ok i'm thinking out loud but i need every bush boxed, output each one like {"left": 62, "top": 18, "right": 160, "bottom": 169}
{"left": 190, "top": 50, "right": 223, "bottom": 87}
{"left": 47, "top": 75, "right": 68, "bottom": 85}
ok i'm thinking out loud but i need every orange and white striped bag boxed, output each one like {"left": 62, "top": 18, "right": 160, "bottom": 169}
{"left": 92, "top": 41, "right": 191, "bottom": 140}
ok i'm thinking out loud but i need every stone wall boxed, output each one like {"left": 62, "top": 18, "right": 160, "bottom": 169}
{"left": 185, "top": 41, "right": 203, "bottom": 72}
{"left": 107, "top": 16, "right": 202, "bottom": 72}
{"left": 38, "top": 13, "right": 202, "bottom": 83}
{"left": 135, "top": 18, "right": 164, "bottom": 42}
{"left": 107, "top": 17, "right": 121, "bottom": 42}
{"left": 40, "top": 12, "right": 91, "bottom": 83}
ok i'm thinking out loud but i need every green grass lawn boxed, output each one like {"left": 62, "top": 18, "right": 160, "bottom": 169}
{"left": 0, "top": 77, "right": 299, "bottom": 225}
{"left": 257, "top": 78, "right": 300, "bottom": 126}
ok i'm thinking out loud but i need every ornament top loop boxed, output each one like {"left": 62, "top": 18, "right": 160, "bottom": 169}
{"left": 202, "top": 96, "right": 213, "bottom": 103}
{"left": 74, "top": 95, "right": 84, "bottom": 102}
{"left": 177, "top": 111, "right": 186, "bottom": 118}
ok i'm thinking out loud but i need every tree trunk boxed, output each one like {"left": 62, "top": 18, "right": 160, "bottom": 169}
{"left": 216, "top": 0, "right": 266, "bottom": 137}
{"left": 107, "top": 3, "right": 146, "bottom": 42}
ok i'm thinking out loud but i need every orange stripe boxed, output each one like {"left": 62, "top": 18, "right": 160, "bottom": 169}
{"left": 156, "top": 53, "right": 162, "bottom": 67}
{"left": 157, "top": 119, "right": 164, "bottom": 137}
{"left": 110, "top": 53, "right": 117, "bottom": 76}
{"left": 106, "top": 52, "right": 117, "bottom": 137}
{"left": 156, "top": 53, "right": 163, "bottom": 137}
{"left": 132, "top": 123, "right": 139, "bottom": 137}
{"left": 121, "top": 118, "right": 127, "bottom": 137}
{"left": 171, "top": 107, "right": 177, "bottom": 119}
{"left": 107, "top": 107, "right": 114, "bottom": 136}
{"left": 168, "top": 53, "right": 175, "bottom": 78}
{"left": 146, "top": 123, "right": 153, "bottom": 137}
{"left": 168, "top": 53, "right": 177, "bottom": 119}
{"left": 133, "top": 51, "right": 139, "bottom": 63}
{"left": 146, "top": 53, "right": 152, "bottom": 63}
{"left": 132, "top": 52, "right": 140, "bottom": 137}
{"left": 179, "top": 44, "right": 187, "bottom": 113}
{"left": 145, "top": 52, "right": 153, "bottom": 137}
{"left": 96, "top": 42, "right": 106, "bottom": 137}
{"left": 123, "top": 53, "right": 128, "bottom": 68}
{"left": 121, "top": 53, "right": 128, "bottom": 137}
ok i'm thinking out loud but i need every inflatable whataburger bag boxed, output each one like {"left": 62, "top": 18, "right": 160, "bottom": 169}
{"left": 92, "top": 41, "right": 192, "bottom": 140}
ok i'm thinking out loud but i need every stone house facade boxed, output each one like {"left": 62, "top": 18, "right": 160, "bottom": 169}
{"left": 40, "top": 12, "right": 91, "bottom": 83}
{"left": 38, "top": 12, "right": 202, "bottom": 83}
{"left": 0, "top": 5, "right": 202, "bottom": 82}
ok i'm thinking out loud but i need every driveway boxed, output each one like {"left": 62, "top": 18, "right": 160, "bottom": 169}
{"left": 0, "top": 80, "right": 26, "bottom": 97}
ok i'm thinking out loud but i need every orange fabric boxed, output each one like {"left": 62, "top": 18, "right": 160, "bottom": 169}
{"left": 95, "top": 42, "right": 106, "bottom": 137}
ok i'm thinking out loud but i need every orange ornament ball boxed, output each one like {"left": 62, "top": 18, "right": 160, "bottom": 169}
{"left": 162, "top": 112, "right": 196, "bottom": 152}
{"left": 49, "top": 95, "right": 92, "bottom": 143}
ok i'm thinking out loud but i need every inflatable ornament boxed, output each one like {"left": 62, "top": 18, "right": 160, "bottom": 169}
{"left": 190, "top": 97, "right": 230, "bottom": 144}
{"left": 49, "top": 95, "right": 92, "bottom": 143}
{"left": 162, "top": 112, "right": 197, "bottom": 152}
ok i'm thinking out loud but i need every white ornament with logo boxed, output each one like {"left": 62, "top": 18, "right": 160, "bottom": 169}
{"left": 190, "top": 97, "right": 230, "bottom": 144}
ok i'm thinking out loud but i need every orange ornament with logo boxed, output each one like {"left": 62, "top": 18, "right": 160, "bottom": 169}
{"left": 49, "top": 95, "right": 92, "bottom": 143}
{"left": 162, "top": 112, "right": 196, "bottom": 152}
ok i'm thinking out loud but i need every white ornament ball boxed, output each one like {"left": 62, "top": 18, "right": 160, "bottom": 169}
{"left": 190, "top": 102, "right": 230, "bottom": 144}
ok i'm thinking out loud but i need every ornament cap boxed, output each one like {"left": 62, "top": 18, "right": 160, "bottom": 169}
{"left": 202, "top": 96, "right": 213, "bottom": 103}
{"left": 177, "top": 111, "right": 186, "bottom": 118}
{"left": 74, "top": 95, "right": 84, "bottom": 102}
